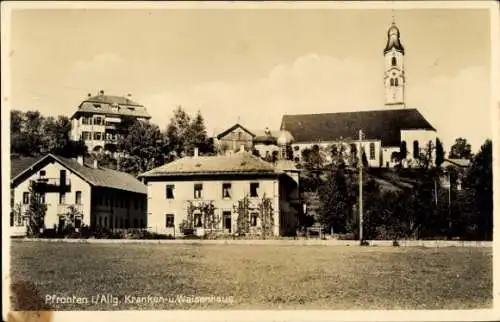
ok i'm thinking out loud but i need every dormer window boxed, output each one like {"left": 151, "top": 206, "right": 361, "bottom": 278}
{"left": 93, "top": 104, "right": 101, "bottom": 108}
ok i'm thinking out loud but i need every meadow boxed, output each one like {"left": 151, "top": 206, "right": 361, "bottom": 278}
{"left": 9, "top": 241, "right": 492, "bottom": 310}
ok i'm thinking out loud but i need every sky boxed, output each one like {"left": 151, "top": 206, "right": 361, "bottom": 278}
{"left": 6, "top": 3, "right": 495, "bottom": 152}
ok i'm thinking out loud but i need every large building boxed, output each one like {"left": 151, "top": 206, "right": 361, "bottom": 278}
{"left": 10, "top": 154, "right": 147, "bottom": 236}
{"left": 139, "top": 147, "right": 301, "bottom": 237}
{"left": 70, "top": 91, "right": 151, "bottom": 153}
{"left": 281, "top": 21, "right": 438, "bottom": 168}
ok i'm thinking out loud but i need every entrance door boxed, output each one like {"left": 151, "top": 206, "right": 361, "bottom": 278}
{"left": 223, "top": 212, "right": 232, "bottom": 232}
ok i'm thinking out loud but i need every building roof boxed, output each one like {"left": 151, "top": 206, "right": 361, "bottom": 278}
{"left": 11, "top": 154, "right": 146, "bottom": 194}
{"left": 215, "top": 123, "right": 255, "bottom": 140}
{"left": 10, "top": 156, "right": 45, "bottom": 179}
{"left": 71, "top": 94, "right": 151, "bottom": 119}
{"left": 281, "top": 108, "right": 436, "bottom": 147}
{"left": 442, "top": 158, "right": 472, "bottom": 168}
{"left": 140, "top": 151, "right": 279, "bottom": 178}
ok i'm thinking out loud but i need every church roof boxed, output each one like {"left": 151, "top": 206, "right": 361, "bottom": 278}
{"left": 280, "top": 108, "right": 436, "bottom": 147}
{"left": 384, "top": 23, "right": 405, "bottom": 54}
{"left": 71, "top": 93, "right": 151, "bottom": 119}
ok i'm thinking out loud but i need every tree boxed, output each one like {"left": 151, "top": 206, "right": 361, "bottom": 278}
{"left": 164, "top": 106, "right": 192, "bottom": 158}
{"left": 318, "top": 162, "right": 354, "bottom": 234}
{"left": 435, "top": 138, "right": 445, "bottom": 168}
{"left": 258, "top": 194, "right": 275, "bottom": 239}
{"left": 24, "top": 183, "right": 47, "bottom": 237}
{"left": 117, "top": 120, "right": 165, "bottom": 175}
{"left": 59, "top": 205, "right": 84, "bottom": 233}
{"left": 464, "top": 139, "right": 492, "bottom": 240}
{"left": 449, "top": 137, "right": 473, "bottom": 159}
{"left": 235, "top": 196, "right": 251, "bottom": 236}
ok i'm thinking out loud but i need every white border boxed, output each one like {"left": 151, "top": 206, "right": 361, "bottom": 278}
{"left": 2, "top": 1, "right": 498, "bottom": 321}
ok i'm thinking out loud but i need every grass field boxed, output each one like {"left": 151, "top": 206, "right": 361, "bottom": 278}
{"left": 9, "top": 241, "right": 492, "bottom": 310}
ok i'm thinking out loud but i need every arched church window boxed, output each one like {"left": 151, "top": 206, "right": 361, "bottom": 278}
{"left": 394, "top": 78, "right": 399, "bottom": 86}
{"left": 391, "top": 57, "right": 397, "bottom": 66}
{"left": 390, "top": 78, "right": 394, "bottom": 86}
{"left": 369, "top": 143, "right": 375, "bottom": 160}
{"left": 413, "top": 140, "right": 419, "bottom": 159}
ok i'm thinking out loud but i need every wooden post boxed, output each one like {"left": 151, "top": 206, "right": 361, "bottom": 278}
{"left": 359, "top": 130, "right": 364, "bottom": 245}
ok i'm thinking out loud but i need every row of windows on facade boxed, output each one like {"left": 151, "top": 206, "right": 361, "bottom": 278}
{"left": 165, "top": 182, "right": 260, "bottom": 200}
{"left": 93, "top": 194, "right": 146, "bottom": 210}
{"left": 81, "top": 131, "right": 118, "bottom": 141}
{"left": 164, "top": 212, "right": 260, "bottom": 229}
{"left": 96, "top": 216, "right": 145, "bottom": 229}
{"left": 21, "top": 191, "right": 82, "bottom": 205}
{"left": 297, "top": 143, "right": 378, "bottom": 159}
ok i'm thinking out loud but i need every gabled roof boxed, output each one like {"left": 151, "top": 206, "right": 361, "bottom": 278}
{"left": 442, "top": 158, "right": 472, "bottom": 168}
{"left": 11, "top": 156, "right": 45, "bottom": 179}
{"left": 140, "top": 151, "right": 278, "bottom": 178}
{"left": 11, "top": 154, "right": 146, "bottom": 194}
{"left": 216, "top": 123, "right": 256, "bottom": 140}
{"left": 281, "top": 108, "right": 436, "bottom": 147}
{"left": 71, "top": 94, "right": 151, "bottom": 119}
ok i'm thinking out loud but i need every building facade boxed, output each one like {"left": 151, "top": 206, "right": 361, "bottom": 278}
{"left": 139, "top": 148, "right": 301, "bottom": 237}
{"left": 70, "top": 91, "right": 151, "bottom": 153}
{"left": 10, "top": 154, "right": 147, "bottom": 236}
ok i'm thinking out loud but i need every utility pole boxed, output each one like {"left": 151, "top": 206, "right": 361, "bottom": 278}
{"left": 358, "top": 130, "right": 364, "bottom": 245}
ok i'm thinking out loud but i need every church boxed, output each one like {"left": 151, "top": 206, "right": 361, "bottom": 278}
{"left": 215, "top": 20, "right": 439, "bottom": 168}
{"left": 281, "top": 21, "right": 438, "bottom": 168}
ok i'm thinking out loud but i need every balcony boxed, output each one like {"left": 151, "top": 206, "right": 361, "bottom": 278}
{"left": 31, "top": 177, "right": 71, "bottom": 193}
{"left": 57, "top": 204, "right": 84, "bottom": 216}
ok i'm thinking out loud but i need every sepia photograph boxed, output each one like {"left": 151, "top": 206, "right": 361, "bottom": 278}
{"left": 1, "top": 1, "right": 498, "bottom": 321}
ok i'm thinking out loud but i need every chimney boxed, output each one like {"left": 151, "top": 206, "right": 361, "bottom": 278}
{"left": 77, "top": 155, "right": 84, "bottom": 165}
{"left": 99, "top": 90, "right": 104, "bottom": 96}
{"left": 87, "top": 93, "right": 92, "bottom": 97}
{"left": 194, "top": 147, "right": 199, "bottom": 158}
{"left": 93, "top": 159, "right": 98, "bottom": 169}
{"left": 240, "top": 145, "right": 245, "bottom": 152}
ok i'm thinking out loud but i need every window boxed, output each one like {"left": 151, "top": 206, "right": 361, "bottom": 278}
{"left": 251, "top": 213, "right": 258, "bottom": 226}
{"left": 350, "top": 143, "right": 357, "bottom": 156}
{"left": 93, "top": 132, "right": 103, "bottom": 140}
{"left": 223, "top": 212, "right": 232, "bottom": 231}
{"left": 39, "top": 194, "right": 46, "bottom": 204}
{"left": 59, "top": 193, "right": 66, "bottom": 205}
{"left": 394, "top": 78, "right": 399, "bottom": 87}
{"left": 222, "top": 183, "right": 232, "bottom": 199}
{"left": 194, "top": 213, "right": 203, "bottom": 227}
{"left": 413, "top": 140, "right": 420, "bottom": 158}
{"left": 165, "top": 214, "right": 175, "bottom": 227}
{"left": 166, "top": 185, "right": 175, "bottom": 199}
{"left": 75, "top": 217, "right": 81, "bottom": 229}
{"left": 390, "top": 78, "right": 394, "bottom": 86}
{"left": 82, "top": 131, "right": 92, "bottom": 140}
{"left": 391, "top": 56, "right": 397, "bottom": 66}
{"left": 82, "top": 117, "right": 89, "bottom": 125}
{"left": 75, "top": 191, "right": 82, "bottom": 205}
{"left": 23, "top": 192, "right": 29, "bottom": 204}
{"left": 250, "top": 183, "right": 259, "bottom": 197}
{"left": 194, "top": 184, "right": 203, "bottom": 199}
{"left": 369, "top": 143, "right": 376, "bottom": 160}
{"left": 99, "top": 216, "right": 102, "bottom": 227}
{"left": 39, "top": 170, "right": 46, "bottom": 177}
{"left": 401, "top": 141, "right": 407, "bottom": 158}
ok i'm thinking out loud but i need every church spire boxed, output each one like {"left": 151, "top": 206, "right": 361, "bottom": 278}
{"left": 383, "top": 18, "right": 406, "bottom": 108}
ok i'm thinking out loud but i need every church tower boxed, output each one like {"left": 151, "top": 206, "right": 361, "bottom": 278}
{"left": 384, "top": 19, "right": 405, "bottom": 108}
